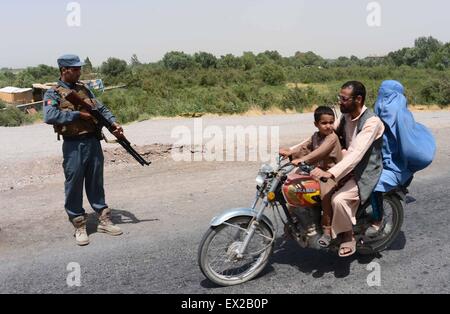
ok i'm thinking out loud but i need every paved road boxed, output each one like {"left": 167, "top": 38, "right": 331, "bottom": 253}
{"left": 0, "top": 112, "right": 449, "bottom": 294}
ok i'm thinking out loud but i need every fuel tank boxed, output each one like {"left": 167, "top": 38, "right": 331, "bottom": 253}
{"left": 282, "top": 172, "right": 321, "bottom": 208}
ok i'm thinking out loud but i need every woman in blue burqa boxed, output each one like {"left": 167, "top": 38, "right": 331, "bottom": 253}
{"left": 367, "top": 80, "right": 436, "bottom": 236}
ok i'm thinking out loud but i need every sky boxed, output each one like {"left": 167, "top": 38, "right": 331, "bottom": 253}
{"left": 0, "top": 0, "right": 449, "bottom": 68}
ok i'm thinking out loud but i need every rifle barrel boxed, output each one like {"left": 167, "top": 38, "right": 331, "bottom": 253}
{"left": 117, "top": 138, "right": 151, "bottom": 166}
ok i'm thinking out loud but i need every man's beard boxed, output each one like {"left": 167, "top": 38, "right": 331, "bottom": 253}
{"left": 340, "top": 101, "right": 357, "bottom": 114}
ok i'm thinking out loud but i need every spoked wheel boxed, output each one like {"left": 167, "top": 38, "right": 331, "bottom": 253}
{"left": 198, "top": 216, "right": 274, "bottom": 286}
{"left": 359, "top": 194, "right": 404, "bottom": 254}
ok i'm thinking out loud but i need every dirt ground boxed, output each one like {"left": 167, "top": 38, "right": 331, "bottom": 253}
{"left": 0, "top": 144, "right": 175, "bottom": 192}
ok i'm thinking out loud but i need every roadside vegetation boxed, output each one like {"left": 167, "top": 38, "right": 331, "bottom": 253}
{"left": 1, "top": 36, "right": 449, "bottom": 126}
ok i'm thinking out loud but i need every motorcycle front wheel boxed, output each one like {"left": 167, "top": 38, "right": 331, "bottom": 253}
{"left": 198, "top": 216, "right": 274, "bottom": 286}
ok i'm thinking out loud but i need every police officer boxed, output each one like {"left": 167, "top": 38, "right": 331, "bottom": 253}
{"left": 44, "top": 54, "right": 123, "bottom": 246}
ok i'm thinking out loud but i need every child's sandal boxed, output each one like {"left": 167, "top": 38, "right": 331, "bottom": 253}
{"left": 317, "top": 226, "right": 332, "bottom": 248}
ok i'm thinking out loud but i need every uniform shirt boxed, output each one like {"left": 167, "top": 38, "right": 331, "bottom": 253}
{"left": 328, "top": 106, "right": 385, "bottom": 182}
{"left": 43, "top": 80, "right": 116, "bottom": 126}
{"left": 290, "top": 132, "right": 343, "bottom": 171}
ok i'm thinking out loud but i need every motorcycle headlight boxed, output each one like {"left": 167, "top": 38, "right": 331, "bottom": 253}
{"left": 256, "top": 164, "right": 273, "bottom": 187}
{"left": 255, "top": 174, "right": 265, "bottom": 187}
{"left": 260, "top": 164, "right": 274, "bottom": 173}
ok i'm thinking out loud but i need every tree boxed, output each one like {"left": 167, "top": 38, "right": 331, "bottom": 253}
{"left": 24, "top": 64, "right": 59, "bottom": 80}
{"left": 194, "top": 52, "right": 217, "bottom": 69}
{"left": 0, "top": 70, "right": 15, "bottom": 87}
{"left": 162, "top": 51, "right": 195, "bottom": 70}
{"left": 241, "top": 52, "right": 256, "bottom": 71}
{"left": 294, "top": 51, "right": 323, "bottom": 67}
{"left": 403, "top": 48, "right": 420, "bottom": 66}
{"left": 14, "top": 71, "right": 35, "bottom": 87}
{"left": 217, "top": 54, "right": 242, "bottom": 68}
{"left": 426, "top": 42, "right": 450, "bottom": 70}
{"left": 387, "top": 37, "right": 446, "bottom": 68}
{"left": 260, "top": 64, "right": 286, "bottom": 86}
{"left": 387, "top": 48, "right": 409, "bottom": 66}
{"left": 414, "top": 36, "right": 442, "bottom": 66}
{"left": 100, "top": 58, "right": 128, "bottom": 77}
{"left": 257, "top": 50, "right": 282, "bottom": 64}
{"left": 350, "top": 55, "right": 360, "bottom": 65}
{"left": 265, "top": 50, "right": 282, "bottom": 62}
{"left": 362, "top": 56, "right": 386, "bottom": 67}
{"left": 334, "top": 56, "right": 352, "bottom": 67}
{"left": 84, "top": 57, "right": 93, "bottom": 73}
{"left": 130, "top": 54, "right": 142, "bottom": 67}
{"left": 255, "top": 53, "right": 271, "bottom": 65}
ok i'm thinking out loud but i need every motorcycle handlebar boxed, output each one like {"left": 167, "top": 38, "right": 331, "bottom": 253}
{"left": 277, "top": 156, "right": 328, "bottom": 182}
{"left": 298, "top": 162, "right": 328, "bottom": 183}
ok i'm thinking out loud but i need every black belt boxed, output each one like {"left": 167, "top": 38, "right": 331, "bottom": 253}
{"left": 63, "top": 133, "right": 97, "bottom": 141}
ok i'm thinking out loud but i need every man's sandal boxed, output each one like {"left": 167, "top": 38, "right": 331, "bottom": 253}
{"left": 338, "top": 239, "right": 357, "bottom": 257}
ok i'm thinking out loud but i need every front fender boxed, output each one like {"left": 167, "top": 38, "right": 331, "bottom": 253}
{"left": 209, "top": 208, "right": 275, "bottom": 234}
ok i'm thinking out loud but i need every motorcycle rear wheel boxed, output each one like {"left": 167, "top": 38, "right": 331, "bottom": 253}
{"left": 198, "top": 216, "right": 274, "bottom": 286}
{"left": 358, "top": 194, "right": 404, "bottom": 254}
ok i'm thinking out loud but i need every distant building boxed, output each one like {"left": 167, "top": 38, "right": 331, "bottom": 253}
{"left": 0, "top": 87, "right": 33, "bottom": 105}
{"left": 32, "top": 83, "right": 58, "bottom": 102}
{"left": 2, "top": 79, "right": 106, "bottom": 114}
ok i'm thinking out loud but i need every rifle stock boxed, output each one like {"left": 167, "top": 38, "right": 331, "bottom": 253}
{"left": 65, "top": 91, "right": 151, "bottom": 166}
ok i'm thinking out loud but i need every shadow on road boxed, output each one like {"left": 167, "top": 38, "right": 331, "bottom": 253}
{"left": 200, "top": 232, "right": 407, "bottom": 288}
{"left": 264, "top": 239, "right": 378, "bottom": 279}
{"left": 200, "top": 279, "right": 223, "bottom": 289}
{"left": 86, "top": 208, "right": 159, "bottom": 235}
{"left": 264, "top": 231, "right": 407, "bottom": 279}
{"left": 386, "top": 231, "right": 407, "bottom": 251}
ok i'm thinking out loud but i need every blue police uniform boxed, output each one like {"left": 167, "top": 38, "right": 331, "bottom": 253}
{"left": 43, "top": 55, "right": 116, "bottom": 220}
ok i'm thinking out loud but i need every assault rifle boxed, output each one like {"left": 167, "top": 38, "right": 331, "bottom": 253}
{"left": 65, "top": 91, "right": 151, "bottom": 166}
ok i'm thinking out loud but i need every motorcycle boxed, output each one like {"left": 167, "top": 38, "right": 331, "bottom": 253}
{"left": 198, "top": 157, "right": 406, "bottom": 286}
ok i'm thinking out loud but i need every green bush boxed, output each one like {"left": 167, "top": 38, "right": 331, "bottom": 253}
{"left": 194, "top": 52, "right": 217, "bottom": 69}
{"left": 3, "top": 38, "right": 450, "bottom": 126}
{"left": 100, "top": 58, "right": 128, "bottom": 77}
{"left": 199, "top": 72, "right": 219, "bottom": 87}
{"left": 281, "top": 87, "right": 317, "bottom": 112}
{"left": 420, "top": 78, "right": 450, "bottom": 106}
{"left": 256, "top": 88, "right": 282, "bottom": 110}
{"left": 162, "top": 51, "right": 195, "bottom": 70}
{"left": 0, "top": 107, "right": 34, "bottom": 127}
{"left": 260, "top": 64, "right": 286, "bottom": 86}
{"left": 0, "top": 71, "right": 15, "bottom": 88}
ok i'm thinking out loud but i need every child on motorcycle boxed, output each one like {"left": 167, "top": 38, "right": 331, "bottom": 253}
{"left": 279, "top": 106, "right": 343, "bottom": 247}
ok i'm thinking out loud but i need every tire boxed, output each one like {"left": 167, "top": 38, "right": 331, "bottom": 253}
{"left": 359, "top": 194, "right": 404, "bottom": 254}
{"left": 198, "top": 216, "right": 274, "bottom": 286}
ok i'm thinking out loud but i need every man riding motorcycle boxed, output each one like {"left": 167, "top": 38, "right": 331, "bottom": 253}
{"left": 309, "top": 81, "right": 385, "bottom": 257}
